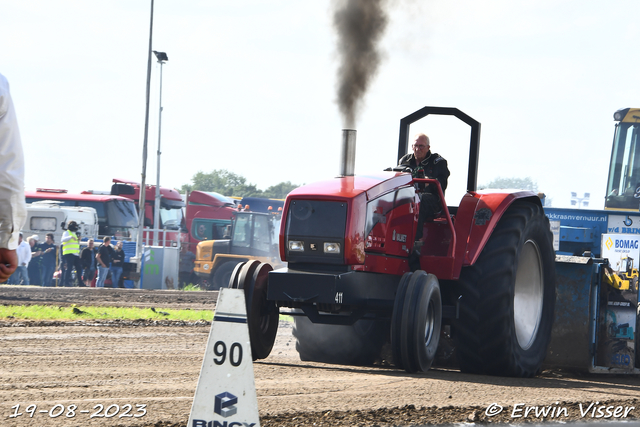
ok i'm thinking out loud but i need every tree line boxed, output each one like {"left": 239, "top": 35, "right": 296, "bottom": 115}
{"left": 181, "top": 169, "right": 300, "bottom": 200}
{"left": 479, "top": 177, "right": 538, "bottom": 192}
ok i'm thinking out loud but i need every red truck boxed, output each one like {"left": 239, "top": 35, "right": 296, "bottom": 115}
{"left": 184, "top": 190, "right": 237, "bottom": 253}
{"left": 110, "top": 179, "right": 237, "bottom": 252}
{"left": 25, "top": 188, "right": 139, "bottom": 239}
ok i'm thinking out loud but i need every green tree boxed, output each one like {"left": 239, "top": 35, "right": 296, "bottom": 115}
{"left": 181, "top": 169, "right": 299, "bottom": 199}
{"left": 262, "top": 181, "right": 299, "bottom": 199}
{"left": 181, "top": 169, "right": 259, "bottom": 197}
{"left": 479, "top": 176, "right": 538, "bottom": 192}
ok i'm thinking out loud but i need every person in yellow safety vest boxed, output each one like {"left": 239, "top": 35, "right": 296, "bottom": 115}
{"left": 60, "top": 221, "right": 83, "bottom": 287}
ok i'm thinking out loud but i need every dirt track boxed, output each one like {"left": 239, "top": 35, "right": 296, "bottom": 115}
{"left": 3, "top": 285, "right": 640, "bottom": 427}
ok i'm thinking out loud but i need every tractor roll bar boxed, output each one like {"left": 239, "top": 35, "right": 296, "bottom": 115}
{"left": 398, "top": 106, "right": 481, "bottom": 193}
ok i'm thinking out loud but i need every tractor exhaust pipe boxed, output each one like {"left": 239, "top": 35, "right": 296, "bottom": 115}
{"left": 339, "top": 129, "right": 356, "bottom": 177}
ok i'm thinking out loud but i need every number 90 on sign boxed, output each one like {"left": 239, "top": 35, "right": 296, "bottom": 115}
{"left": 213, "top": 341, "right": 243, "bottom": 367}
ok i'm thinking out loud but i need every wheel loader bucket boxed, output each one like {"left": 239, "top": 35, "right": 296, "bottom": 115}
{"left": 545, "top": 254, "right": 640, "bottom": 373}
{"left": 544, "top": 255, "right": 600, "bottom": 371}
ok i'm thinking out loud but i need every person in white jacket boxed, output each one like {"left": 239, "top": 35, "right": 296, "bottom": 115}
{"left": 0, "top": 72, "right": 26, "bottom": 283}
{"left": 9, "top": 232, "right": 31, "bottom": 284}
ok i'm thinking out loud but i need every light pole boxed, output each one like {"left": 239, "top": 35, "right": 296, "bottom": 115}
{"left": 152, "top": 50, "right": 168, "bottom": 246}
{"left": 135, "top": 0, "right": 154, "bottom": 285}
{"left": 570, "top": 192, "right": 590, "bottom": 209}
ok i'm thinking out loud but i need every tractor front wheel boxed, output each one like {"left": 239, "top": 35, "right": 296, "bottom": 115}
{"left": 454, "top": 201, "right": 555, "bottom": 377}
{"left": 391, "top": 271, "right": 442, "bottom": 373}
{"left": 229, "top": 260, "right": 279, "bottom": 360}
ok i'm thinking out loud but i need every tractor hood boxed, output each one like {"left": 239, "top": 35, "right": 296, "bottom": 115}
{"left": 280, "top": 171, "right": 415, "bottom": 266}
{"left": 287, "top": 171, "right": 413, "bottom": 202}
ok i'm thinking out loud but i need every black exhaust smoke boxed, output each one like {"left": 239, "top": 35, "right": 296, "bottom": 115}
{"left": 333, "top": 0, "right": 389, "bottom": 129}
{"left": 333, "top": 0, "right": 389, "bottom": 177}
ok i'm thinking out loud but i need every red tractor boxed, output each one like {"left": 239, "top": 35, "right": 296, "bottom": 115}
{"left": 229, "top": 106, "right": 556, "bottom": 377}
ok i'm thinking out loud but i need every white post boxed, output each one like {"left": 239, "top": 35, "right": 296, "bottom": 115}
{"left": 135, "top": 0, "right": 155, "bottom": 287}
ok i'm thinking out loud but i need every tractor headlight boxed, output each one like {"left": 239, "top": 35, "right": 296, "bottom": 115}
{"left": 289, "top": 240, "right": 304, "bottom": 252}
{"left": 203, "top": 263, "right": 210, "bottom": 271}
{"left": 324, "top": 242, "right": 341, "bottom": 254}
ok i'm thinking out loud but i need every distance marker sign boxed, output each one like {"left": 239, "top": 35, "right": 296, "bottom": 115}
{"left": 188, "top": 288, "right": 260, "bottom": 427}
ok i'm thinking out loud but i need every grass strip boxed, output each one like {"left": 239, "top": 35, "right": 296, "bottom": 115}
{"left": 0, "top": 304, "right": 213, "bottom": 322}
{"left": 0, "top": 304, "right": 294, "bottom": 323}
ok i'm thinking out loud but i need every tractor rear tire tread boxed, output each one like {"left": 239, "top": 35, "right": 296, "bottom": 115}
{"left": 293, "top": 317, "right": 389, "bottom": 366}
{"left": 454, "top": 201, "right": 556, "bottom": 377}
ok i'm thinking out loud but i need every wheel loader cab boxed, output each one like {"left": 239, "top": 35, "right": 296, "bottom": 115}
{"left": 192, "top": 211, "right": 283, "bottom": 290}
{"left": 233, "top": 212, "right": 280, "bottom": 258}
{"left": 605, "top": 108, "right": 640, "bottom": 211}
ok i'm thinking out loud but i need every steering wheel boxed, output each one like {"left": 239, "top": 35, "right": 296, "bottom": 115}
{"left": 385, "top": 165, "right": 412, "bottom": 173}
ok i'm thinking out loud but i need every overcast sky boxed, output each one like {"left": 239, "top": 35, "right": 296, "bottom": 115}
{"left": 1, "top": 1, "right": 637, "bottom": 208}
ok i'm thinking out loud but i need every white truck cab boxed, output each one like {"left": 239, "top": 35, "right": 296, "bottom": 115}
{"left": 23, "top": 201, "right": 99, "bottom": 243}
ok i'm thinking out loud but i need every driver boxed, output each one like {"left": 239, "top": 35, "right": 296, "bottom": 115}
{"left": 398, "top": 133, "right": 450, "bottom": 248}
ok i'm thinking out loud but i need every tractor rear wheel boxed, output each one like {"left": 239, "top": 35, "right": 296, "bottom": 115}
{"left": 293, "top": 316, "right": 389, "bottom": 366}
{"left": 229, "top": 260, "right": 279, "bottom": 360}
{"left": 391, "top": 271, "right": 442, "bottom": 373}
{"left": 454, "top": 201, "right": 555, "bottom": 377}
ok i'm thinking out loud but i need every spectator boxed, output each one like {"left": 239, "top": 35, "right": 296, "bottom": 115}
{"left": 95, "top": 236, "right": 112, "bottom": 288}
{"left": 8, "top": 232, "right": 31, "bottom": 285}
{"left": 39, "top": 233, "right": 57, "bottom": 287}
{"left": 179, "top": 245, "right": 195, "bottom": 288}
{"left": 61, "top": 221, "right": 82, "bottom": 287}
{"left": 81, "top": 239, "right": 97, "bottom": 287}
{"left": 110, "top": 241, "right": 125, "bottom": 288}
{"left": 27, "top": 235, "right": 42, "bottom": 286}
{"left": 0, "top": 72, "right": 27, "bottom": 283}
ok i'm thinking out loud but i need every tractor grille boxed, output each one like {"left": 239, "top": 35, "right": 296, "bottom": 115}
{"left": 285, "top": 200, "right": 347, "bottom": 264}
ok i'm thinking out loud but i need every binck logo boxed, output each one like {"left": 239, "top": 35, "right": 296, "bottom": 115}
{"left": 191, "top": 391, "right": 257, "bottom": 426}
{"left": 606, "top": 237, "right": 614, "bottom": 250}
{"left": 192, "top": 421, "right": 255, "bottom": 427}
{"left": 215, "top": 392, "right": 238, "bottom": 417}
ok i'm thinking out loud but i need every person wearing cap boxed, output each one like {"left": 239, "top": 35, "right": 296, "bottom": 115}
{"left": 61, "top": 220, "right": 82, "bottom": 287}
{"left": 0, "top": 72, "right": 27, "bottom": 283}
{"left": 27, "top": 235, "right": 42, "bottom": 286}
{"left": 8, "top": 233, "right": 31, "bottom": 285}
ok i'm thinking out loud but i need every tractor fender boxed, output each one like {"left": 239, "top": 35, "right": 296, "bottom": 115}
{"left": 452, "top": 190, "right": 542, "bottom": 276}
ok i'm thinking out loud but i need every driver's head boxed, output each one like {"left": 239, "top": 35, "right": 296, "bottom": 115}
{"left": 412, "top": 133, "right": 430, "bottom": 163}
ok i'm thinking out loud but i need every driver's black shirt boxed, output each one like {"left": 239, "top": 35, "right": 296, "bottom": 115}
{"left": 398, "top": 151, "right": 450, "bottom": 194}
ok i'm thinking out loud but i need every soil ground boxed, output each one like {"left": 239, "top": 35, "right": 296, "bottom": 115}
{"left": 3, "top": 285, "right": 640, "bottom": 427}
